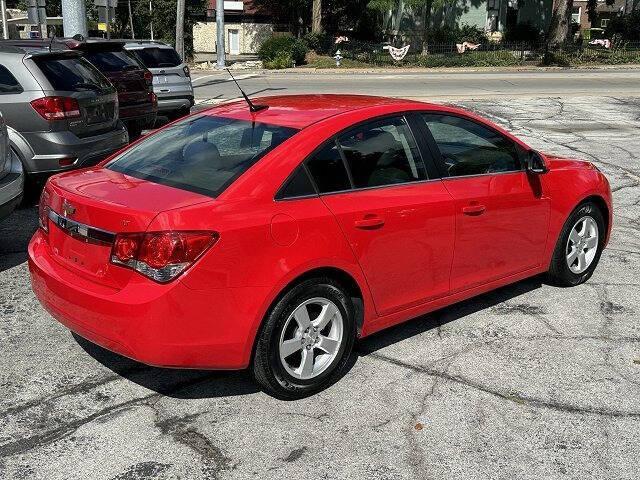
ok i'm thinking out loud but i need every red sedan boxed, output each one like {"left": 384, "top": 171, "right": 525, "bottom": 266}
{"left": 29, "top": 95, "right": 612, "bottom": 398}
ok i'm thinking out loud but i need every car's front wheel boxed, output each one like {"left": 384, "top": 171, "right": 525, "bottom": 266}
{"left": 548, "top": 201, "right": 606, "bottom": 286}
{"left": 252, "top": 277, "right": 356, "bottom": 399}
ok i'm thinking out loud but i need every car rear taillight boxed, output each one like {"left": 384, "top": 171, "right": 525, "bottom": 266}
{"left": 144, "top": 70, "right": 153, "bottom": 86}
{"left": 183, "top": 65, "right": 190, "bottom": 77}
{"left": 111, "top": 231, "right": 218, "bottom": 283}
{"left": 38, "top": 188, "right": 50, "bottom": 233}
{"left": 31, "top": 97, "right": 81, "bottom": 121}
{"left": 149, "top": 92, "right": 158, "bottom": 105}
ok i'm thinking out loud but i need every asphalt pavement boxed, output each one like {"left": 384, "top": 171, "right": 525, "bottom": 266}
{"left": 0, "top": 87, "right": 639, "bottom": 479}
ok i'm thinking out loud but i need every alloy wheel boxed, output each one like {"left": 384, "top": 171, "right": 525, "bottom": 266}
{"left": 278, "top": 297, "right": 344, "bottom": 380}
{"left": 566, "top": 215, "right": 599, "bottom": 274}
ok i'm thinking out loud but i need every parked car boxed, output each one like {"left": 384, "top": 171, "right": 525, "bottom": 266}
{"left": 0, "top": 43, "right": 129, "bottom": 185}
{"left": 124, "top": 41, "right": 193, "bottom": 120}
{"left": 29, "top": 95, "right": 612, "bottom": 399}
{"left": 5, "top": 39, "right": 158, "bottom": 139}
{"left": 0, "top": 111, "right": 24, "bottom": 221}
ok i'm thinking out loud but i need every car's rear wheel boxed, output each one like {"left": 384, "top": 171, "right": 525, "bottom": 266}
{"left": 252, "top": 277, "right": 356, "bottom": 399}
{"left": 547, "top": 201, "right": 606, "bottom": 286}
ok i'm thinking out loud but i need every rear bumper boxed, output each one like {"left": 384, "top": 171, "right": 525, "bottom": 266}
{"left": 28, "top": 230, "right": 268, "bottom": 369}
{"left": 22, "top": 123, "right": 129, "bottom": 175}
{"left": 157, "top": 95, "right": 194, "bottom": 113}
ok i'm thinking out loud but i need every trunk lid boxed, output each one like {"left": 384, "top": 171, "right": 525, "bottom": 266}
{"left": 44, "top": 168, "right": 213, "bottom": 289}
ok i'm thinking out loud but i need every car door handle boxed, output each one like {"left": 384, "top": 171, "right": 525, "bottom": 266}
{"left": 354, "top": 216, "right": 385, "bottom": 229}
{"left": 462, "top": 204, "right": 486, "bottom": 216}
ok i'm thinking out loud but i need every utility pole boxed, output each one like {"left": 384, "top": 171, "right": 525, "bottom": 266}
{"left": 1, "top": 0, "right": 8, "bottom": 40}
{"left": 216, "top": 0, "right": 225, "bottom": 68}
{"left": 128, "top": 0, "right": 135, "bottom": 39}
{"left": 105, "top": 0, "right": 110, "bottom": 39}
{"left": 61, "top": 0, "right": 88, "bottom": 37}
{"left": 175, "top": 0, "right": 185, "bottom": 60}
{"left": 149, "top": 0, "right": 154, "bottom": 40}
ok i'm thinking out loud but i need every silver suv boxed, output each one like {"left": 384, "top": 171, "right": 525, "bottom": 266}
{"left": 124, "top": 41, "right": 194, "bottom": 120}
{"left": 0, "top": 44, "right": 129, "bottom": 183}
{"left": 0, "top": 111, "right": 24, "bottom": 222}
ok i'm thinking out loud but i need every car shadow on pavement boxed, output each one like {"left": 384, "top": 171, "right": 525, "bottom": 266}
{"left": 356, "top": 276, "right": 544, "bottom": 356}
{"left": 74, "top": 276, "right": 543, "bottom": 400}
{"left": 73, "top": 334, "right": 261, "bottom": 398}
{"left": 0, "top": 206, "right": 38, "bottom": 273}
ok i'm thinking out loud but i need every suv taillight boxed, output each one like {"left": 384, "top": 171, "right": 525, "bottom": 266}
{"left": 183, "top": 65, "right": 190, "bottom": 77}
{"left": 31, "top": 97, "right": 81, "bottom": 121}
{"left": 38, "top": 188, "right": 50, "bottom": 233}
{"left": 110, "top": 231, "right": 218, "bottom": 283}
{"left": 149, "top": 92, "right": 158, "bottom": 105}
{"left": 144, "top": 70, "right": 153, "bottom": 86}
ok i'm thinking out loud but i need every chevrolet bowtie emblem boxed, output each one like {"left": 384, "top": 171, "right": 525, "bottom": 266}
{"left": 62, "top": 199, "right": 76, "bottom": 217}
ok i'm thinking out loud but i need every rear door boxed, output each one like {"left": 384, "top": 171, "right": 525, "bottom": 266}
{"left": 308, "top": 115, "right": 455, "bottom": 316}
{"left": 418, "top": 112, "right": 550, "bottom": 292}
{"left": 29, "top": 53, "right": 119, "bottom": 138}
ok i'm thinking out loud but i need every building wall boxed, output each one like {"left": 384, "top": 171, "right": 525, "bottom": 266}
{"left": 193, "top": 21, "right": 273, "bottom": 57}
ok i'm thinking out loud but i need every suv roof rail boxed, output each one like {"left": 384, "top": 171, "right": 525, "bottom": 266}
{"left": 121, "top": 40, "right": 171, "bottom": 47}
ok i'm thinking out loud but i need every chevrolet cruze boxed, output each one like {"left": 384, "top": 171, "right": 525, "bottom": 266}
{"left": 29, "top": 95, "right": 612, "bottom": 398}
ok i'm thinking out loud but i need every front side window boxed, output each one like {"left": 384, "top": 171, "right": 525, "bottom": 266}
{"left": 422, "top": 113, "right": 523, "bottom": 177}
{"left": 0, "top": 64, "right": 22, "bottom": 94}
{"left": 107, "top": 115, "right": 298, "bottom": 197}
{"left": 338, "top": 117, "right": 426, "bottom": 188}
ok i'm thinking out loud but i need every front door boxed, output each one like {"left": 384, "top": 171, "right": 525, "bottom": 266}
{"left": 305, "top": 115, "right": 456, "bottom": 316}
{"left": 229, "top": 29, "right": 240, "bottom": 55}
{"left": 419, "top": 112, "right": 550, "bottom": 292}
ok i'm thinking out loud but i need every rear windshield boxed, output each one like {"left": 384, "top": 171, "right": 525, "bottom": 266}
{"left": 84, "top": 50, "right": 142, "bottom": 72}
{"left": 131, "top": 47, "right": 182, "bottom": 68}
{"left": 33, "top": 55, "right": 114, "bottom": 92}
{"left": 106, "top": 115, "right": 298, "bottom": 197}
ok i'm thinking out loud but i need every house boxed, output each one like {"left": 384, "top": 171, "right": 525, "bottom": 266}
{"left": 384, "top": 0, "right": 554, "bottom": 40}
{"left": 571, "top": 0, "right": 628, "bottom": 32}
{"left": 192, "top": 0, "right": 274, "bottom": 62}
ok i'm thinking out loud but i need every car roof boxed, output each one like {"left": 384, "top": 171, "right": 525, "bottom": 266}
{"left": 123, "top": 40, "right": 173, "bottom": 49}
{"left": 207, "top": 94, "right": 430, "bottom": 129}
{"left": 0, "top": 38, "right": 125, "bottom": 52}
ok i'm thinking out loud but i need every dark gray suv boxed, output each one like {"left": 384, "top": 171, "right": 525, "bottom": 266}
{"left": 0, "top": 44, "right": 129, "bottom": 183}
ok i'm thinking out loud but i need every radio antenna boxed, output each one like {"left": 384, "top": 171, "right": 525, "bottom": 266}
{"left": 226, "top": 68, "right": 268, "bottom": 113}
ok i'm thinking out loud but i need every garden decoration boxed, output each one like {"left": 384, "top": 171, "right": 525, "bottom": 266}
{"left": 383, "top": 44, "right": 410, "bottom": 61}
{"left": 456, "top": 42, "right": 481, "bottom": 54}
{"left": 589, "top": 39, "right": 612, "bottom": 49}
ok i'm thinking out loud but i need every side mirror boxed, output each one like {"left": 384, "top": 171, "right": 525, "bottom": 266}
{"left": 526, "top": 150, "right": 548, "bottom": 174}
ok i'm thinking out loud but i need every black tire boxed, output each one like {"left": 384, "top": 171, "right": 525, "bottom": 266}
{"left": 127, "top": 125, "right": 143, "bottom": 141}
{"left": 547, "top": 201, "right": 606, "bottom": 287}
{"left": 252, "top": 277, "right": 356, "bottom": 399}
{"left": 167, "top": 108, "right": 190, "bottom": 122}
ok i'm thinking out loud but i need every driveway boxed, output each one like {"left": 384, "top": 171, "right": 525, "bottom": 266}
{"left": 0, "top": 96, "right": 638, "bottom": 480}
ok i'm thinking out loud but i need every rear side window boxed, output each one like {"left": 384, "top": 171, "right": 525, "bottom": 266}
{"left": 84, "top": 50, "right": 142, "bottom": 72}
{"left": 306, "top": 141, "right": 351, "bottom": 193}
{"left": 107, "top": 115, "right": 298, "bottom": 198}
{"left": 131, "top": 47, "right": 182, "bottom": 68}
{"left": 0, "top": 64, "right": 23, "bottom": 94}
{"left": 422, "top": 114, "right": 523, "bottom": 177}
{"left": 33, "top": 56, "right": 114, "bottom": 92}
{"left": 277, "top": 166, "right": 316, "bottom": 199}
{"left": 338, "top": 117, "right": 427, "bottom": 188}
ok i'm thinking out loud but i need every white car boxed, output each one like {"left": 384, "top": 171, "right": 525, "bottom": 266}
{"left": 0, "top": 111, "right": 24, "bottom": 222}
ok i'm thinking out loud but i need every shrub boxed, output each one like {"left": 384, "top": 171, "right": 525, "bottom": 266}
{"left": 303, "top": 31, "right": 331, "bottom": 54}
{"left": 258, "top": 36, "right": 309, "bottom": 67}
{"left": 606, "top": 11, "right": 640, "bottom": 42}
{"left": 263, "top": 51, "right": 294, "bottom": 69}
{"left": 425, "top": 23, "right": 487, "bottom": 45}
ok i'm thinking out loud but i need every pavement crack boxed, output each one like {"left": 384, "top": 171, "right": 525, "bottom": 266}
{"left": 366, "top": 352, "right": 640, "bottom": 419}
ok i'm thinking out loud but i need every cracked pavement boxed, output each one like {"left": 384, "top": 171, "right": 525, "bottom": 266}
{"left": 1, "top": 96, "right": 639, "bottom": 479}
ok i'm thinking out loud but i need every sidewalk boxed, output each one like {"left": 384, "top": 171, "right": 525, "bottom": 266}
{"left": 191, "top": 64, "right": 640, "bottom": 76}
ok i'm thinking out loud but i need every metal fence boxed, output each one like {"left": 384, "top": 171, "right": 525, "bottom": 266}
{"left": 331, "top": 40, "right": 640, "bottom": 67}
